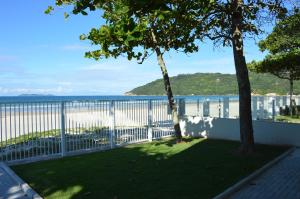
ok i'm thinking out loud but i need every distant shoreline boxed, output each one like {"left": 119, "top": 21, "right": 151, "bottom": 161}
{"left": 18, "top": 94, "right": 55, "bottom": 97}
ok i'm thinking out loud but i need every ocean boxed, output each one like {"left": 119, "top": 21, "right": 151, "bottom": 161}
{"left": 0, "top": 95, "right": 239, "bottom": 103}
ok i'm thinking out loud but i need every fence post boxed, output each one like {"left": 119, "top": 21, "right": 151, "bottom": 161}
{"left": 203, "top": 99, "right": 210, "bottom": 117}
{"left": 258, "top": 96, "right": 264, "bottom": 119}
{"left": 197, "top": 99, "right": 200, "bottom": 116}
{"left": 282, "top": 96, "right": 287, "bottom": 107}
{"left": 252, "top": 96, "right": 257, "bottom": 120}
{"left": 223, "top": 97, "right": 229, "bottom": 118}
{"left": 60, "top": 102, "right": 66, "bottom": 157}
{"left": 109, "top": 100, "right": 115, "bottom": 149}
{"left": 272, "top": 98, "right": 276, "bottom": 121}
{"left": 167, "top": 101, "right": 172, "bottom": 115}
{"left": 178, "top": 98, "right": 185, "bottom": 117}
{"left": 275, "top": 96, "right": 281, "bottom": 115}
{"left": 148, "top": 100, "right": 153, "bottom": 142}
{"left": 218, "top": 98, "right": 221, "bottom": 118}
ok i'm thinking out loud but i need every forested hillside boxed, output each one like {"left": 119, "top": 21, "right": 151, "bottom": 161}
{"left": 128, "top": 72, "right": 300, "bottom": 95}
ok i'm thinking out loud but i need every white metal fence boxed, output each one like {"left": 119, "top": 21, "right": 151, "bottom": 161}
{"left": 0, "top": 96, "right": 298, "bottom": 163}
{"left": 0, "top": 99, "right": 175, "bottom": 163}
{"left": 184, "top": 96, "right": 300, "bottom": 120}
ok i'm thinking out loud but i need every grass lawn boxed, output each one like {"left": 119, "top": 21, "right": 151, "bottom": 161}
{"left": 12, "top": 138, "right": 288, "bottom": 199}
{"left": 276, "top": 115, "right": 300, "bottom": 123}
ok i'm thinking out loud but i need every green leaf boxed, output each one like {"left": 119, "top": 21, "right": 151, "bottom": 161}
{"left": 81, "top": 10, "right": 88, "bottom": 15}
{"left": 44, "top": 6, "right": 54, "bottom": 15}
{"left": 64, "top": 12, "right": 69, "bottom": 19}
{"left": 124, "top": 39, "right": 129, "bottom": 46}
{"left": 79, "top": 34, "right": 86, "bottom": 40}
{"left": 158, "top": 14, "right": 164, "bottom": 20}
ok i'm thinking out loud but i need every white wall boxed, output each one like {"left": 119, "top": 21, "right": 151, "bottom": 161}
{"left": 180, "top": 117, "right": 300, "bottom": 146}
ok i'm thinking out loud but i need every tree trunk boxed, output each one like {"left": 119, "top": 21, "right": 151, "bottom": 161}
{"left": 289, "top": 78, "right": 294, "bottom": 116}
{"left": 231, "top": 0, "right": 254, "bottom": 153}
{"left": 150, "top": 30, "right": 182, "bottom": 142}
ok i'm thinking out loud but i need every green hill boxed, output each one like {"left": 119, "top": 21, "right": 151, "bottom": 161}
{"left": 128, "top": 72, "right": 300, "bottom": 95}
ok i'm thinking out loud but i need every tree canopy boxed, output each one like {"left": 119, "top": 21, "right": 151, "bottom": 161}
{"left": 259, "top": 12, "right": 300, "bottom": 54}
{"left": 47, "top": 1, "right": 214, "bottom": 62}
{"left": 192, "top": 0, "right": 292, "bottom": 46}
{"left": 250, "top": 12, "right": 300, "bottom": 82}
{"left": 250, "top": 12, "right": 300, "bottom": 115}
{"left": 249, "top": 50, "right": 300, "bottom": 81}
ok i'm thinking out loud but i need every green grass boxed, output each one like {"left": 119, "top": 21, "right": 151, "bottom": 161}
{"left": 276, "top": 115, "right": 300, "bottom": 123}
{"left": 12, "top": 138, "right": 288, "bottom": 199}
{"left": 0, "top": 127, "right": 109, "bottom": 147}
{"left": 0, "top": 129, "right": 60, "bottom": 147}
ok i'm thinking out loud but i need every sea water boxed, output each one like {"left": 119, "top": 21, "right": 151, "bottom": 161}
{"left": 0, "top": 95, "right": 238, "bottom": 103}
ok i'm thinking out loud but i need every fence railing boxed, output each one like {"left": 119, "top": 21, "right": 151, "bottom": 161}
{"left": 0, "top": 96, "right": 298, "bottom": 163}
{"left": 184, "top": 96, "right": 300, "bottom": 120}
{"left": 0, "top": 99, "right": 175, "bottom": 163}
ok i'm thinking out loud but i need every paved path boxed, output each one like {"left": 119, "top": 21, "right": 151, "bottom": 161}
{"left": 231, "top": 148, "right": 300, "bottom": 199}
{"left": 0, "top": 164, "right": 29, "bottom": 199}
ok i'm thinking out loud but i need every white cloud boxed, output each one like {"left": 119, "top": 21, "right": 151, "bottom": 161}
{"left": 0, "top": 86, "right": 73, "bottom": 95}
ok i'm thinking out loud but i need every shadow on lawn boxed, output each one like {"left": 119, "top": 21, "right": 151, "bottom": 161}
{"left": 153, "top": 137, "right": 196, "bottom": 147}
{"left": 12, "top": 138, "right": 288, "bottom": 199}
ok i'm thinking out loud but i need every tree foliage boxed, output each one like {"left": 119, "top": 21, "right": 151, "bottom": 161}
{"left": 259, "top": 12, "right": 300, "bottom": 54}
{"left": 250, "top": 12, "right": 300, "bottom": 115}
{"left": 250, "top": 12, "right": 300, "bottom": 83}
{"left": 193, "top": 0, "right": 292, "bottom": 46}
{"left": 249, "top": 50, "right": 300, "bottom": 115}
{"left": 48, "top": 1, "right": 212, "bottom": 62}
{"left": 249, "top": 50, "right": 300, "bottom": 81}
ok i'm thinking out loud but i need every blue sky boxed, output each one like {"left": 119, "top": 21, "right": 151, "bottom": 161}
{"left": 0, "top": 0, "right": 268, "bottom": 96}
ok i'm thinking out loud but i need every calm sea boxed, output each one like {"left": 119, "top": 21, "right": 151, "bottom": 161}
{"left": 0, "top": 95, "right": 238, "bottom": 103}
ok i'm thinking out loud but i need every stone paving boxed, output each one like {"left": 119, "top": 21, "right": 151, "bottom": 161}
{"left": 0, "top": 165, "right": 29, "bottom": 199}
{"left": 231, "top": 148, "right": 300, "bottom": 199}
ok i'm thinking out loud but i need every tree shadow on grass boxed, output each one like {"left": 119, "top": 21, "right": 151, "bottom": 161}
{"left": 153, "top": 137, "right": 196, "bottom": 147}
{"left": 12, "top": 138, "right": 288, "bottom": 199}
